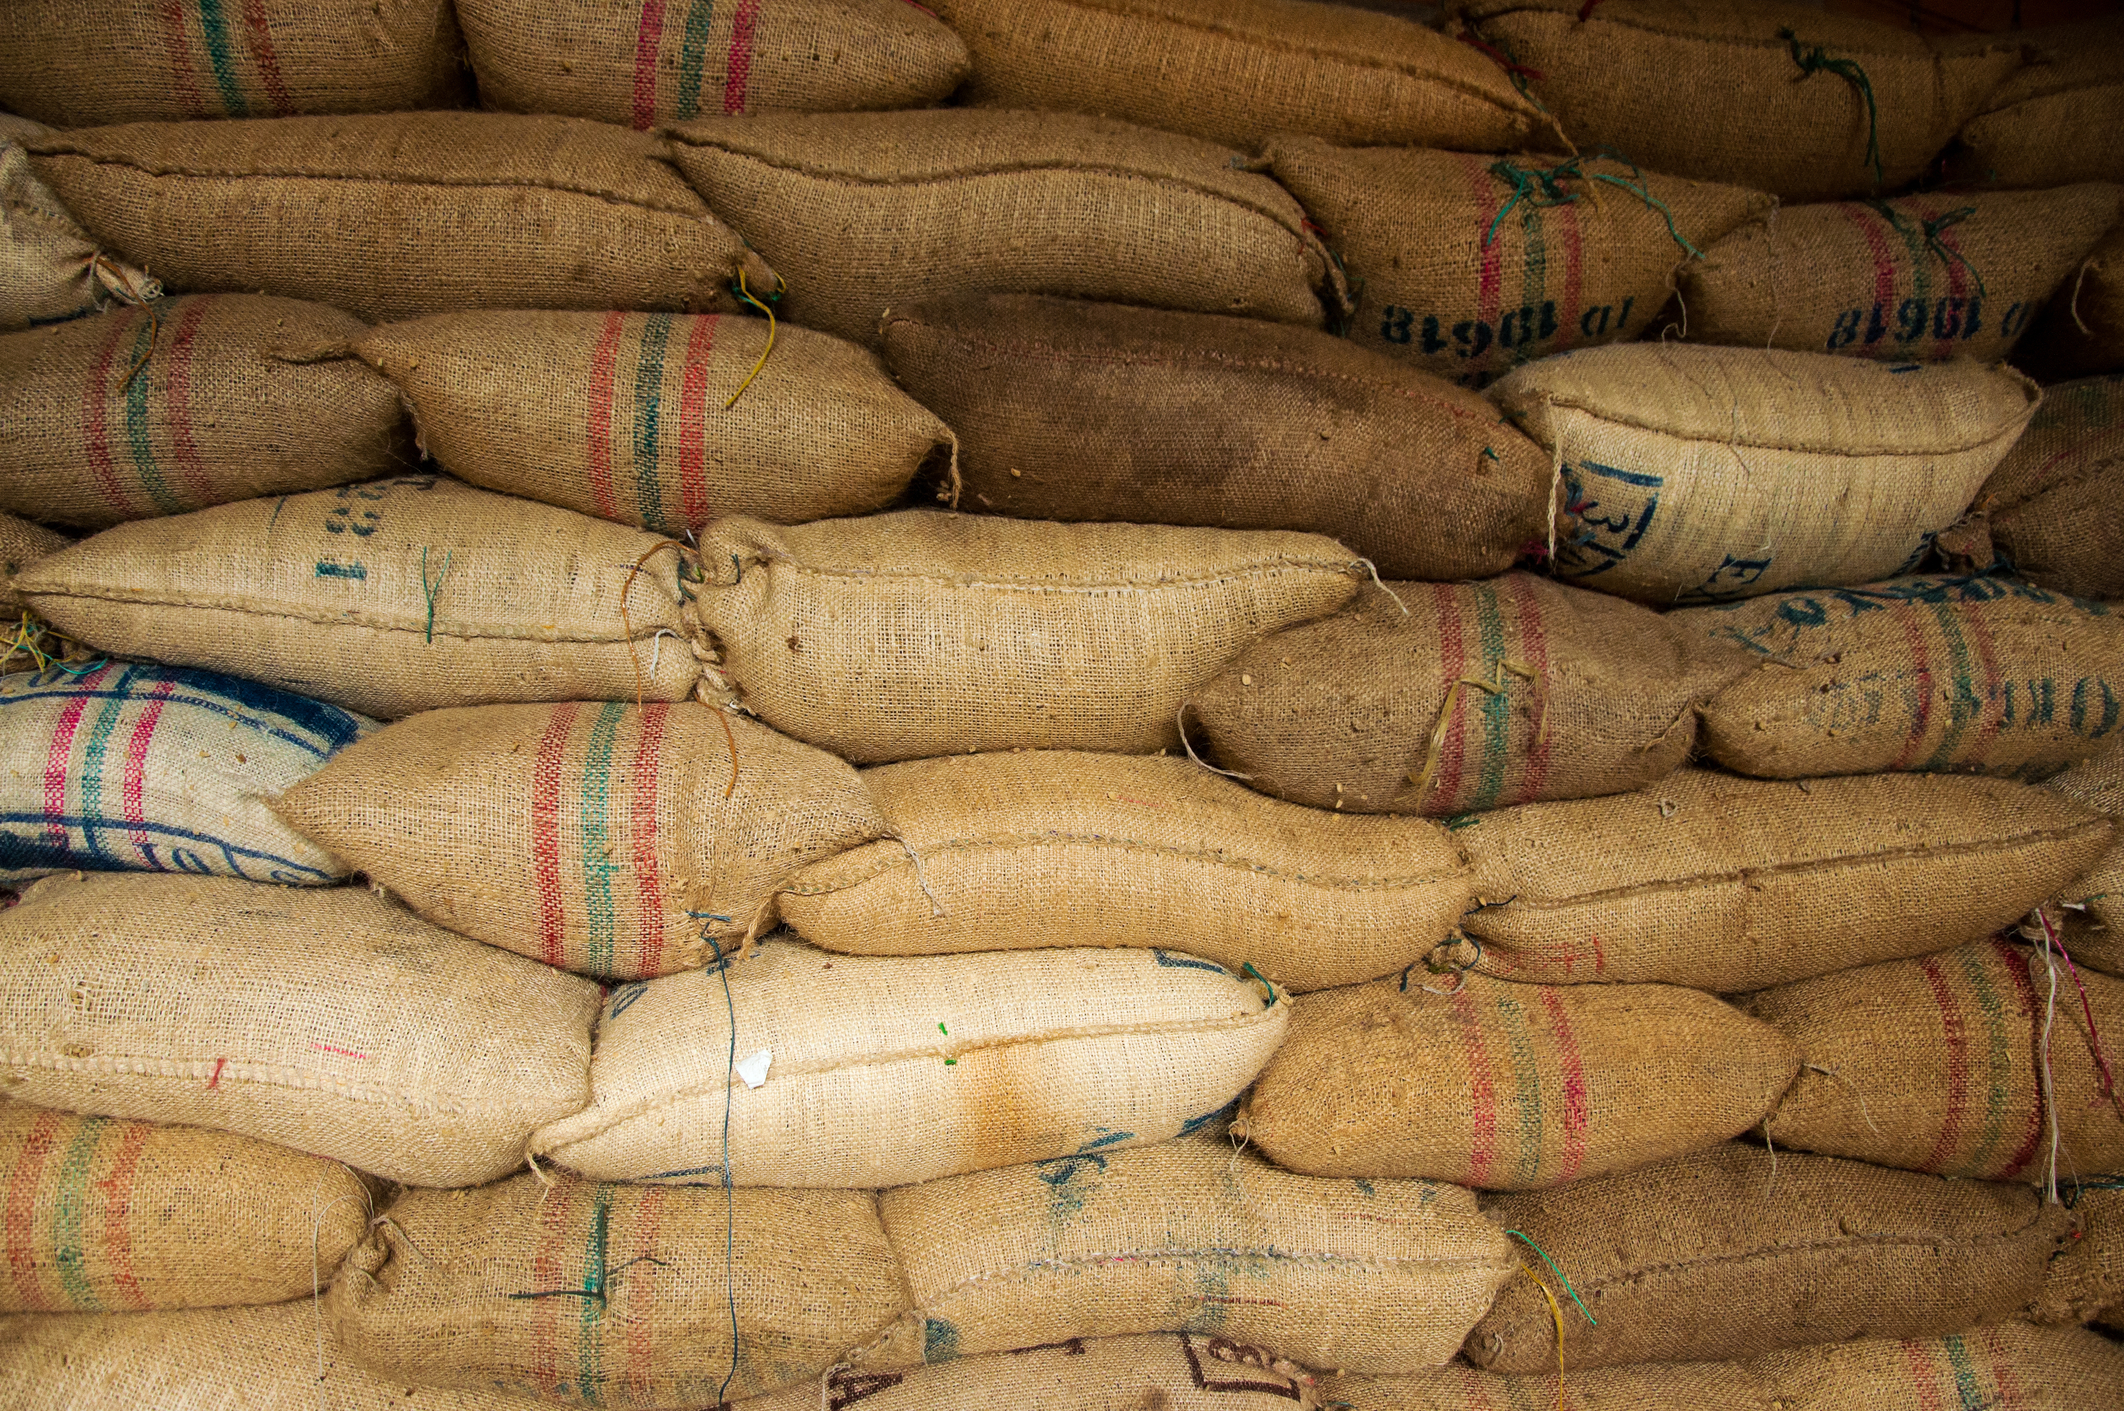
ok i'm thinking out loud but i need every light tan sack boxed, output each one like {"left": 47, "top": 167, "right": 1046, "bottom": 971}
{"left": 0, "top": 872, "right": 598, "bottom": 1187}
{"left": 0, "top": 114, "right": 157, "bottom": 333}
{"left": 1951, "top": 18, "right": 2124, "bottom": 189}
{"left": 0, "top": 513, "right": 67, "bottom": 615}
{"left": 1966, "top": 374, "right": 2124, "bottom": 602}
{"left": 692, "top": 511, "right": 1363, "bottom": 763}
{"left": 2031, "top": 1185, "right": 2124, "bottom": 1330}
{"left": 533, "top": 936, "right": 1288, "bottom": 1188}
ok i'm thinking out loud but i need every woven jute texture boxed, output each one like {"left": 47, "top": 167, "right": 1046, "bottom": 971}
{"left": 357, "top": 311, "right": 949, "bottom": 537}
{"left": 14, "top": 476, "right": 705, "bottom": 720}
{"left": 1468, "top": 1142, "right": 2067, "bottom": 1371}
{"left": 1675, "top": 575, "right": 2124, "bottom": 781}
{"left": 1681, "top": 185, "right": 2123, "bottom": 365}
{"left": 1, "top": 660, "right": 373, "bottom": 887}
{"left": 0, "top": 872, "right": 598, "bottom": 1188}
{"left": 25, "top": 114, "right": 774, "bottom": 325}
{"left": 532, "top": 935, "right": 1288, "bottom": 1188}
{"left": 328, "top": 1173, "right": 907, "bottom": 1406}
{"left": 275, "top": 702, "right": 886, "bottom": 981}
{"left": 0, "top": 513, "right": 67, "bottom": 614}
{"left": 2047, "top": 740, "right": 2124, "bottom": 960}
{"left": 1267, "top": 140, "right": 1768, "bottom": 385}
{"left": 1493, "top": 346, "right": 2040, "bottom": 605}
{"left": 0, "top": 295, "right": 405, "bottom": 529}
{"left": 1238, "top": 971, "right": 1799, "bottom": 1189}
{"left": 0, "top": 115, "right": 157, "bottom": 333}
{"left": 1751, "top": 938, "right": 2124, "bottom": 1181}
{"left": 778, "top": 751, "right": 1472, "bottom": 994}
{"left": 2018, "top": 218, "right": 2122, "bottom": 382}
{"left": 930, "top": 0, "right": 1540, "bottom": 151}
{"left": 1454, "top": 769, "right": 2111, "bottom": 992}
{"left": 1972, "top": 374, "right": 2124, "bottom": 601}
{"left": 878, "top": 294, "right": 1549, "bottom": 582}
{"left": 662, "top": 109, "right": 1342, "bottom": 348}
{"left": 0, "top": 0, "right": 465, "bottom": 127}
{"left": 691, "top": 511, "right": 1362, "bottom": 764}
{"left": 1950, "top": 18, "right": 2124, "bottom": 189}
{"left": 1457, "top": 0, "right": 2020, "bottom": 203}
{"left": 1185, "top": 575, "right": 1745, "bottom": 817}
{"left": 866, "top": 1131, "right": 1511, "bottom": 1375}
{"left": 2031, "top": 1186, "right": 2124, "bottom": 1330}
{"left": 462, "top": 0, "right": 967, "bottom": 128}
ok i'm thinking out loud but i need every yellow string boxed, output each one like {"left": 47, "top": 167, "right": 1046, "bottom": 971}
{"left": 722, "top": 268, "right": 785, "bottom": 410}
{"left": 1517, "top": 1262, "right": 1570, "bottom": 1411}
{"left": 1407, "top": 660, "right": 1541, "bottom": 799}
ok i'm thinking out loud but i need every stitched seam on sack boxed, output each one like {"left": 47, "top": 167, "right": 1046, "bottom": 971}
{"left": 718, "top": 556, "right": 1361, "bottom": 591}
{"left": 781, "top": 834, "right": 1466, "bottom": 894}
{"left": 1536, "top": 400, "right": 2032, "bottom": 459}
{"left": 16, "top": 588, "right": 676, "bottom": 645}
{"left": 1469, "top": 3, "right": 1958, "bottom": 57}
{"left": 0, "top": 1049, "right": 561, "bottom": 1120}
{"left": 918, "top": 1247, "right": 1513, "bottom": 1307}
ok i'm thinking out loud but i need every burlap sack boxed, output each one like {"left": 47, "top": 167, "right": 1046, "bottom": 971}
{"left": 275, "top": 702, "right": 886, "bottom": 980}
{"left": 1237, "top": 972, "right": 1799, "bottom": 1189}
{"left": 2032, "top": 1186, "right": 2124, "bottom": 1330}
{"left": 691, "top": 511, "right": 1362, "bottom": 764}
{"left": 462, "top": 0, "right": 968, "bottom": 128}
{"left": 532, "top": 935, "right": 1288, "bottom": 1188}
{"left": 1267, "top": 140, "right": 1769, "bottom": 386}
{"left": 25, "top": 114, "right": 775, "bottom": 325}
{"left": 2048, "top": 741, "right": 2124, "bottom": 973}
{"left": 328, "top": 1173, "right": 906, "bottom": 1406}
{"left": 2017, "top": 219, "right": 2124, "bottom": 384}
{"left": 1950, "top": 18, "right": 2124, "bottom": 189}
{"left": 0, "top": 114, "right": 157, "bottom": 333}
{"left": 878, "top": 294, "right": 1550, "bottom": 581}
{"left": 15, "top": 476, "right": 706, "bottom": 720}
{"left": 1468, "top": 1142, "right": 2068, "bottom": 1372}
{"left": 0, "top": 513, "right": 67, "bottom": 614}
{"left": 1751, "top": 938, "right": 2124, "bottom": 1181}
{"left": 0, "top": 295, "right": 405, "bottom": 529}
{"left": 1676, "top": 574, "right": 2124, "bottom": 781}
{"left": 1454, "top": 769, "right": 2112, "bottom": 993}
{"left": 356, "top": 311, "right": 950, "bottom": 537}
{"left": 777, "top": 751, "right": 1472, "bottom": 994}
{"left": 1970, "top": 375, "right": 2124, "bottom": 601}
{"left": 0, "top": 1101, "right": 367, "bottom": 1313}
{"left": 662, "top": 109, "right": 1341, "bottom": 348}
{"left": 1493, "top": 347, "right": 2040, "bottom": 605}
{"left": 0, "top": 872, "right": 598, "bottom": 1187}
{"left": 1680, "top": 185, "right": 2124, "bottom": 364}
{"left": 1456, "top": 0, "right": 2021, "bottom": 203}
{"left": 1, "top": 661, "right": 372, "bottom": 887}
{"left": 1184, "top": 575, "right": 1746, "bottom": 817}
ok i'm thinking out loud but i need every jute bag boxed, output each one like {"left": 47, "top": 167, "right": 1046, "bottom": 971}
{"left": 662, "top": 109, "right": 1343, "bottom": 347}
{"left": 328, "top": 1173, "right": 907, "bottom": 1406}
{"left": 461, "top": 0, "right": 968, "bottom": 128}
{"left": 2031, "top": 1186, "right": 2124, "bottom": 1330}
{"left": 2017, "top": 217, "right": 2122, "bottom": 381}
{"left": 0, "top": 1101, "right": 368, "bottom": 1313}
{"left": 1266, "top": 140, "right": 1769, "bottom": 386}
{"left": 929, "top": 0, "right": 1542, "bottom": 151}
{"left": 1467, "top": 1142, "right": 2068, "bottom": 1372}
{"left": 356, "top": 311, "right": 950, "bottom": 537}
{"left": 777, "top": 751, "right": 1472, "bottom": 993}
{"left": 1950, "top": 18, "right": 2124, "bottom": 189}
{"left": 0, "top": 0, "right": 466, "bottom": 127}
{"left": 1455, "top": 0, "right": 2020, "bottom": 202}
{"left": 1680, "top": 185, "right": 2124, "bottom": 364}
{"left": 0, "top": 873, "right": 599, "bottom": 1187}
{"left": 15, "top": 476, "right": 707, "bottom": 720}
{"left": 866, "top": 1132, "right": 1512, "bottom": 1375}
{"left": 1453, "top": 769, "right": 2112, "bottom": 992}
{"left": 0, "top": 294, "right": 406, "bottom": 529}
{"left": 1493, "top": 347, "right": 2040, "bottom": 605}
{"left": 532, "top": 936, "right": 1289, "bottom": 1188}
{"left": 1751, "top": 938, "right": 2124, "bottom": 1180}
{"left": 1, "top": 661, "right": 373, "bottom": 887}
{"left": 25, "top": 114, "right": 776, "bottom": 325}
{"left": 1675, "top": 575, "right": 2124, "bottom": 781}
{"left": 0, "top": 115, "right": 157, "bottom": 333}
{"left": 0, "top": 513, "right": 67, "bottom": 612}
{"left": 691, "top": 511, "right": 1363, "bottom": 764}
{"left": 2048, "top": 741, "right": 2124, "bottom": 970}
{"left": 1184, "top": 575, "right": 1746, "bottom": 817}
{"left": 275, "top": 702, "right": 887, "bottom": 980}
{"left": 1967, "top": 374, "right": 2124, "bottom": 601}
{"left": 878, "top": 294, "right": 1551, "bottom": 582}
{"left": 1236, "top": 972, "right": 1800, "bottom": 1189}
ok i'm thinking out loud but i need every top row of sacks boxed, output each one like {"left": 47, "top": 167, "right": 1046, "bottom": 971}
{"left": 0, "top": 0, "right": 2118, "bottom": 199}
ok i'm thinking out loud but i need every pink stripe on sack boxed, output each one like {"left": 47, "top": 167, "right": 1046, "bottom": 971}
{"left": 121, "top": 677, "right": 177, "bottom": 853}
{"left": 1539, "top": 988, "right": 1589, "bottom": 1182}
{"left": 82, "top": 310, "right": 139, "bottom": 517}
{"left": 162, "top": 296, "right": 216, "bottom": 504}
{"left": 42, "top": 693, "right": 92, "bottom": 849}
{"left": 631, "top": 1, "right": 669, "bottom": 131}
{"left": 585, "top": 314, "right": 628, "bottom": 522}
{"left": 630, "top": 704, "right": 669, "bottom": 977}
{"left": 239, "top": 0, "right": 293, "bottom": 116}
{"left": 722, "top": 0, "right": 761, "bottom": 113}
{"left": 675, "top": 315, "right": 720, "bottom": 527}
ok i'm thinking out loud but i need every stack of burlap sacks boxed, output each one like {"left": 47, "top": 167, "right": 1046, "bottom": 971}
{"left": 1, "top": 0, "right": 2122, "bottom": 1407}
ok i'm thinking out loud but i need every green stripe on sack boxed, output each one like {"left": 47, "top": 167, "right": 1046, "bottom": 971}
{"left": 1956, "top": 946, "right": 2012, "bottom": 1176}
{"left": 76, "top": 666, "right": 133, "bottom": 868}
{"left": 1919, "top": 599, "right": 1982, "bottom": 771}
{"left": 1880, "top": 204, "right": 1931, "bottom": 348}
{"left": 1470, "top": 582, "right": 1512, "bottom": 813}
{"left": 579, "top": 703, "right": 626, "bottom": 974}
{"left": 574, "top": 1185, "right": 615, "bottom": 1396}
{"left": 194, "top": 0, "right": 249, "bottom": 117}
{"left": 631, "top": 314, "right": 674, "bottom": 531}
{"left": 1494, "top": 993, "right": 1546, "bottom": 1186}
{"left": 677, "top": 0, "right": 719, "bottom": 121}
{"left": 50, "top": 1117, "right": 106, "bottom": 1310}
{"left": 1942, "top": 1334, "right": 1987, "bottom": 1411}
{"left": 121, "top": 318, "right": 182, "bottom": 515}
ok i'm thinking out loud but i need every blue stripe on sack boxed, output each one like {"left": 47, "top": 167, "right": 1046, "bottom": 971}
{"left": 0, "top": 814, "right": 337, "bottom": 885}
{"left": 1, "top": 668, "right": 366, "bottom": 758}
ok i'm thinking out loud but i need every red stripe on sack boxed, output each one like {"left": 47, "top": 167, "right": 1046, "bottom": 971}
{"left": 1956, "top": 603, "right": 2006, "bottom": 768}
{"left": 1452, "top": 985, "right": 1498, "bottom": 1186}
{"left": 675, "top": 314, "right": 720, "bottom": 528}
{"left": 1889, "top": 601, "right": 1937, "bottom": 771}
{"left": 1921, "top": 953, "right": 1971, "bottom": 1173}
{"left": 1840, "top": 202, "right": 1901, "bottom": 345}
{"left": 94, "top": 1123, "right": 153, "bottom": 1311}
{"left": 630, "top": 1, "right": 668, "bottom": 131}
{"left": 526, "top": 1181, "right": 575, "bottom": 1391}
{"left": 722, "top": 0, "right": 761, "bottom": 113}
{"left": 161, "top": 296, "right": 216, "bottom": 505}
{"left": 82, "top": 308, "right": 139, "bottom": 517}
{"left": 1980, "top": 1326, "right": 2023, "bottom": 1411}
{"left": 121, "top": 677, "right": 176, "bottom": 851}
{"left": 239, "top": 0, "right": 293, "bottom": 115}
{"left": 1990, "top": 936, "right": 2045, "bottom": 1180}
{"left": 1463, "top": 153, "right": 1506, "bottom": 345}
{"left": 631, "top": 704, "right": 669, "bottom": 977}
{"left": 585, "top": 314, "right": 628, "bottom": 522}
{"left": 1431, "top": 582, "right": 1470, "bottom": 810}
{"left": 1539, "top": 988, "right": 1589, "bottom": 1182}
{"left": 4, "top": 1111, "right": 62, "bottom": 1311}
{"left": 157, "top": 1, "right": 205, "bottom": 117}
{"left": 625, "top": 1186, "right": 665, "bottom": 1395}
{"left": 1505, "top": 576, "right": 1551, "bottom": 805}
{"left": 1553, "top": 201, "right": 1585, "bottom": 351}
{"left": 532, "top": 704, "right": 582, "bottom": 969}
{"left": 42, "top": 692, "right": 91, "bottom": 850}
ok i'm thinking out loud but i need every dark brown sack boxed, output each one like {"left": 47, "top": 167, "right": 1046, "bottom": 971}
{"left": 1969, "top": 375, "right": 2124, "bottom": 601}
{"left": 2030, "top": 1186, "right": 2124, "bottom": 1331}
{"left": 1950, "top": 17, "right": 2124, "bottom": 189}
{"left": 2017, "top": 218, "right": 2124, "bottom": 381}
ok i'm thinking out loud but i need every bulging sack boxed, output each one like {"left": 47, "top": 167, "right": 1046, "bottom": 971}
{"left": 1496, "top": 346, "right": 2041, "bottom": 605}
{"left": 878, "top": 294, "right": 1550, "bottom": 582}
{"left": 0, "top": 873, "right": 599, "bottom": 1187}
{"left": 0, "top": 115, "right": 158, "bottom": 333}
{"left": 15, "top": 476, "right": 707, "bottom": 720}
{"left": 26, "top": 114, "right": 775, "bottom": 324}
{"left": 1267, "top": 140, "right": 1768, "bottom": 386}
{"left": 777, "top": 751, "right": 1473, "bottom": 993}
{"left": 1949, "top": 18, "right": 2124, "bottom": 189}
{"left": 692, "top": 511, "right": 1362, "bottom": 763}
{"left": 1455, "top": 769, "right": 2112, "bottom": 992}
{"left": 532, "top": 936, "right": 1288, "bottom": 1188}
{"left": 275, "top": 702, "right": 886, "bottom": 980}
{"left": 1184, "top": 574, "right": 1745, "bottom": 817}
{"left": 1966, "top": 374, "right": 2124, "bottom": 601}
{"left": 662, "top": 109, "right": 1342, "bottom": 347}
{"left": 1237, "top": 972, "right": 1799, "bottom": 1189}
{"left": 1675, "top": 575, "right": 2124, "bottom": 781}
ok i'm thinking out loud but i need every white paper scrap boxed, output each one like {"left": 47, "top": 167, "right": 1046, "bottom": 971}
{"left": 735, "top": 1048, "right": 773, "bottom": 1089}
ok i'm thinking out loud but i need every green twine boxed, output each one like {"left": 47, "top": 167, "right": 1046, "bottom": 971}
{"left": 418, "top": 546, "right": 451, "bottom": 645}
{"left": 505, "top": 1204, "right": 666, "bottom": 1307}
{"left": 1862, "top": 200, "right": 1989, "bottom": 298}
{"left": 1779, "top": 27, "right": 1884, "bottom": 192}
{"left": 1484, "top": 152, "right": 1704, "bottom": 261}
{"left": 706, "top": 930, "right": 743, "bottom": 1405}
{"left": 1505, "top": 1229, "right": 1599, "bottom": 1325}
{"left": 1240, "top": 961, "right": 1277, "bottom": 1005}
